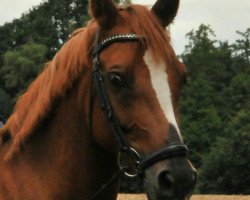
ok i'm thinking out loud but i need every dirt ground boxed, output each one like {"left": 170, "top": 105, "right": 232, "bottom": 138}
{"left": 117, "top": 194, "right": 250, "bottom": 200}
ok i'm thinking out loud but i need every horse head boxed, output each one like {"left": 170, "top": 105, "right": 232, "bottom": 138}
{"left": 88, "top": 0, "right": 196, "bottom": 199}
{"left": 0, "top": 1, "right": 196, "bottom": 199}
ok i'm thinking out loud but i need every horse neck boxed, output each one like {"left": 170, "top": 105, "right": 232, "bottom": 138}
{"left": 28, "top": 72, "right": 120, "bottom": 199}
{"left": 0, "top": 72, "right": 119, "bottom": 200}
{"left": 76, "top": 71, "right": 120, "bottom": 199}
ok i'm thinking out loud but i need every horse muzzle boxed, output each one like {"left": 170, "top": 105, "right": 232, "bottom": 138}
{"left": 117, "top": 145, "right": 196, "bottom": 200}
{"left": 144, "top": 157, "right": 197, "bottom": 200}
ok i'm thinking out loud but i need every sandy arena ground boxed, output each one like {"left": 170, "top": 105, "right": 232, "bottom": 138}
{"left": 117, "top": 194, "right": 250, "bottom": 200}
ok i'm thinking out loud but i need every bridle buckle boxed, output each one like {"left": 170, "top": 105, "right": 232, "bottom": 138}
{"left": 118, "top": 148, "right": 141, "bottom": 177}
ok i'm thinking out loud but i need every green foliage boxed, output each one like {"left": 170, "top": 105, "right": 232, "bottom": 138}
{"left": 1, "top": 42, "right": 47, "bottom": 100}
{"left": 233, "top": 28, "right": 250, "bottom": 62}
{"left": 181, "top": 75, "right": 222, "bottom": 166}
{"left": 0, "top": 0, "right": 129, "bottom": 63}
{"left": 197, "top": 107, "right": 250, "bottom": 194}
{"left": 0, "top": 88, "right": 12, "bottom": 119}
{"left": 181, "top": 24, "right": 250, "bottom": 194}
{"left": 0, "top": 0, "right": 89, "bottom": 62}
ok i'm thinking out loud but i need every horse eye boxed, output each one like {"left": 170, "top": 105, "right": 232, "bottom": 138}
{"left": 108, "top": 73, "right": 124, "bottom": 88}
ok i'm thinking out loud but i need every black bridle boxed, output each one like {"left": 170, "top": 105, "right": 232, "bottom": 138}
{"left": 90, "top": 32, "right": 188, "bottom": 199}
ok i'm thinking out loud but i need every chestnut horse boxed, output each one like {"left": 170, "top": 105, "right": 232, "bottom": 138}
{"left": 0, "top": 0, "right": 196, "bottom": 199}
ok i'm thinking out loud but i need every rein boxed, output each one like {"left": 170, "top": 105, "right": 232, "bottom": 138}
{"left": 89, "top": 32, "right": 189, "bottom": 199}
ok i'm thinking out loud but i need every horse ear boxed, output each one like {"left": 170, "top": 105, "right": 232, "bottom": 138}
{"left": 151, "top": 0, "right": 180, "bottom": 27}
{"left": 89, "top": 0, "right": 118, "bottom": 29}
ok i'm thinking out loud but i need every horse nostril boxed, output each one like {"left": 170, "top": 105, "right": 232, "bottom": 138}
{"left": 157, "top": 170, "right": 175, "bottom": 197}
{"left": 156, "top": 168, "right": 196, "bottom": 198}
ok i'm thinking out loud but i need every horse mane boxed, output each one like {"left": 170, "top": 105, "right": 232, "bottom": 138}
{"left": 2, "top": 4, "right": 174, "bottom": 160}
{"left": 2, "top": 22, "right": 98, "bottom": 160}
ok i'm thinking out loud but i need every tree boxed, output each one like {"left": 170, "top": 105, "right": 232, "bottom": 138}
{"left": 197, "top": 104, "right": 250, "bottom": 194}
{"left": 0, "top": 88, "right": 12, "bottom": 119}
{"left": 180, "top": 25, "right": 250, "bottom": 194}
{"left": 0, "top": 0, "right": 129, "bottom": 63}
{"left": 180, "top": 25, "right": 225, "bottom": 168}
{"left": 180, "top": 75, "right": 222, "bottom": 167}
{"left": 1, "top": 42, "right": 47, "bottom": 100}
{"left": 233, "top": 28, "right": 250, "bottom": 63}
{"left": 0, "top": 0, "right": 89, "bottom": 63}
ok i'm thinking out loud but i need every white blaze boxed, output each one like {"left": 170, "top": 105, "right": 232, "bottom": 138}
{"left": 144, "top": 50, "right": 181, "bottom": 138}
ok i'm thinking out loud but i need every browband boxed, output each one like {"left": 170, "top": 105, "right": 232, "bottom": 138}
{"left": 92, "top": 33, "right": 143, "bottom": 56}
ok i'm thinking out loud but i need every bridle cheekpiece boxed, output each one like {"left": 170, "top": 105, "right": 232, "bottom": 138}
{"left": 91, "top": 32, "right": 189, "bottom": 178}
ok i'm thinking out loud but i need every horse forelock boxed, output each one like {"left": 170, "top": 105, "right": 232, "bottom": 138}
{"left": 4, "top": 22, "right": 98, "bottom": 160}
{"left": 121, "top": 5, "right": 174, "bottom": 64}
